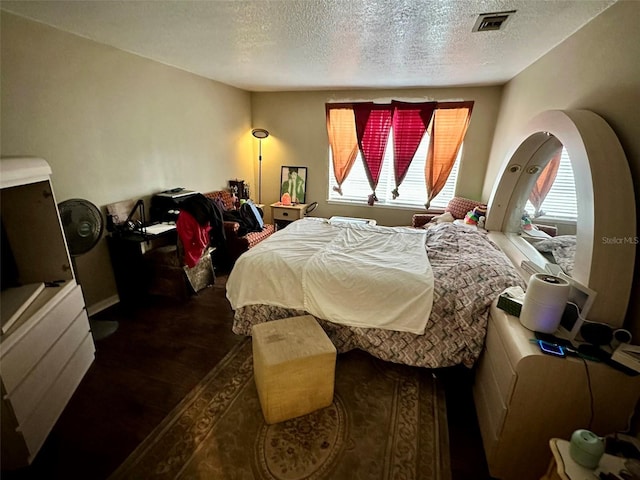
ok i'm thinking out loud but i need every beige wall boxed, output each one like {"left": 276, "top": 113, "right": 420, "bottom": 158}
{"left": 1, "top": 13, "right": 254, "bottom": 310}
{"left": 481, "top": 1, "right": 640, "bottom": 335}
{"left": 251, "top": 87, "right": 502, "bottom": 227}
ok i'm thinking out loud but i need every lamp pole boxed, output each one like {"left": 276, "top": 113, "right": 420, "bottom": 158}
{"left": 258, "top": 139, "right": 263, "bottom": 204}
{"left": 251, "top": 128, "right": 269, "bottom": 205}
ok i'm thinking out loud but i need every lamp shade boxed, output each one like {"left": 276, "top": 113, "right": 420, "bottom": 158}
{"left": 252, "top": 128, "right": 269, "bottom": 139}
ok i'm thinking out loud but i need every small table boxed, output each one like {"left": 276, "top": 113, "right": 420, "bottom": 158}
{"left": 270, "top": 203, "right": 308, "bottom": 230}
{"left": 541, "top": 438, "right": 628, "bottom": 480}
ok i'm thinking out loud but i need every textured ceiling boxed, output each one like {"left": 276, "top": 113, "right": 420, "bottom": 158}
{"left": 1, "top": 0, "right": 617, "bottom": 92}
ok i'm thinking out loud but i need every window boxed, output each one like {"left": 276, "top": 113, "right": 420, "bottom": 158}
{"left": 328, "top": 133, "right": 461, "bottom": 209}
{"left": 525, "top": 147, "right": 578, "bottom": 221}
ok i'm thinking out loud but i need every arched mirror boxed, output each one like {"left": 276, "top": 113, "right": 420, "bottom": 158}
{"left": 486, "top": 110, "right": 635, "bottom": 327}
{"left": 521, "top": 145, "right": 578, "bottom": 276}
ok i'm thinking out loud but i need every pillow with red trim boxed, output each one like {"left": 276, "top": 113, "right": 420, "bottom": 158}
{"left": 445, "top": 197, "right": 486, "bottom": 219}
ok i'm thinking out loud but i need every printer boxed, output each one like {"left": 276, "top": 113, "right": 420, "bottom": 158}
{"left": 150, "top": 188, "right": 198, "bottom": 223}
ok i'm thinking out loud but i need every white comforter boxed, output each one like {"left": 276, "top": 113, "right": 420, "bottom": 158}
{"left": 226, "top": 218, "right": 434, "bottom": 334}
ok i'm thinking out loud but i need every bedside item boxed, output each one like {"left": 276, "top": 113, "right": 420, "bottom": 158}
{"left": 580, "top": 322, "right": 614, "bottom": 346}
{"left": 611, "top": 344, "right": 640, "bottom": 374}
{"left": 280, "top": 191, "right": 292, "bottom": 205}
{"left": 542, "top": 438, "right": 629, "bottom": 480}
{"left": 519, "top": 273, "right": 570, "bottom": 333}
{"left": 537, "top": 339, "right": 566, "bottom": 357}
{"left": 569, "top": 429, "right": 605, "bottom": 469}
{"left": 611, "top": 328, "right": 633, "bottom": 350}
{"left": 496, "top": 286, "right": 525, "bottom": 317}
{"left": 555, "top": 277, "right": 595, "bottom": 341}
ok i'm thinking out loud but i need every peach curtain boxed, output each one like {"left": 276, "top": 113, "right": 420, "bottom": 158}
{"left": 424, "top": 102, "right": 474, "bottom": 208}
{"left": 529, "top": 147, "right": 562, "bottom": 217}
{"left": 326, "top": 106, "right": 359, "bottom": 195}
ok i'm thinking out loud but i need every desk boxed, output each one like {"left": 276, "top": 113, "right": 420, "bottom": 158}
{"left": 107, "top": 226, "right": 177, "bottom": 303}
{"left": 541, "top": 439, "right": 628, "bottom": 480}
{"left": 270, "top": 203, "right": 307, "bottom": 230}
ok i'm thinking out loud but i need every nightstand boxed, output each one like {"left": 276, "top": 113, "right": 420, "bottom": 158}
{"left": 270, "top": 203, "right": 307, "bottom": 230}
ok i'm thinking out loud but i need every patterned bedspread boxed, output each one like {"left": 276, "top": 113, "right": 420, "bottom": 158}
{"left": 533, "top": 235, "right": 577, "bottom": 276}
{"left": 232, "top": 222, "right": 524, "bottom": 368}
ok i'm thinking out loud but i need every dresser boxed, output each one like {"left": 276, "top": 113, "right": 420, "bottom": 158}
{"left": 1, "top": 157, "right": 95, "bottom": 469}
{"left": 473, "top": 301, "right": 640, "bottom": 480}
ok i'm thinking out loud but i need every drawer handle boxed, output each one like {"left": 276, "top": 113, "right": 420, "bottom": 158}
{"left": 282, "top": 212, "right": 289, "bottom": 217}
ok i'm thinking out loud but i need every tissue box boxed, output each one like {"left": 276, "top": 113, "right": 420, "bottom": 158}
{"left": 497, "top": 293, "right": 523, "bottom": 317}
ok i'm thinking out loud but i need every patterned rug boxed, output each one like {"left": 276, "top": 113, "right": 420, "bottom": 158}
{"left": 110, "top": 339, "right": 451, "bottom": 480}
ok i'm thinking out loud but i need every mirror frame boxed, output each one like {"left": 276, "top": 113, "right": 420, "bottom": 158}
{"left": 486, "top": 110, "right": 635, "bottom": 326}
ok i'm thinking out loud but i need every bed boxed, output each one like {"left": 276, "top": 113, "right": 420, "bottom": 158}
{"left": 226, "top": 218, "right": 524, "bottom": 368}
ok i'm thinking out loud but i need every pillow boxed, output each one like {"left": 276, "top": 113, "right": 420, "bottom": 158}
{"left": 431, "top": 211, "right": 455, "bottom": 224}
{"left": 445, "top": 197, "right": 486, "bottom": 219}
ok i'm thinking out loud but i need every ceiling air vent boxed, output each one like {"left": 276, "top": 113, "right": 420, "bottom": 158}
{"left": 472, "top": 10, "right": 516, "bottom": 32}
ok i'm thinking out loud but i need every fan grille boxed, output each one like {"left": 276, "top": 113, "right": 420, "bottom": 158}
{"left": 58, "top": 199, "right": 104, "bottom": 256}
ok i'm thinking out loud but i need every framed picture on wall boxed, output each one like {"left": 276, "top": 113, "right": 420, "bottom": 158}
{"left": 280, "top": 166, "right": 307, "bottom": 204}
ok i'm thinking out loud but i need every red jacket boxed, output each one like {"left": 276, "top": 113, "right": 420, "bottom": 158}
{"left": 176, "top": 211, "right": 211, "bottom": 268}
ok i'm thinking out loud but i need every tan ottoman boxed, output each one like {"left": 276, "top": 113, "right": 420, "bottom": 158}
{"left": 252, "top": 315, "right": 337, "bottom": 424}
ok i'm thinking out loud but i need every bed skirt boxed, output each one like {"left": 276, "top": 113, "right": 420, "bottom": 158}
{"left": 233, "top": 304, "right": 482, "bottom": 369}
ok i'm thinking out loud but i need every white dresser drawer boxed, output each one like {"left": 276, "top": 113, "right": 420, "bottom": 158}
{"left": 1, "top": 286, "right": 84, "bottom": 391}
{"left": 7, "top": 310, "right": 91, "bottom": 424}
{"left": 474, "top": 351, "right": 508, "bottom": 438}
{"left": 484, "top": 321, "right": 516, "bottom": 402}
{"left": 473, "top": 383, "right": 498, "bottom": 464}
{"left": 20, "top": 333, "right": 94, "bottom": 459}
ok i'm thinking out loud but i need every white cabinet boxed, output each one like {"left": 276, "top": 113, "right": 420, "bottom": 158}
{"left": 473, "top": 301, "right": 640, "bottom": 480}
{"left": 1, "top": 157, "right": 95, "bottom": 469}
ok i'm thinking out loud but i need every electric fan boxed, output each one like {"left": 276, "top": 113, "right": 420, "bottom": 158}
{"left": 58, "top": 199, "right": 118, "bottom": 340}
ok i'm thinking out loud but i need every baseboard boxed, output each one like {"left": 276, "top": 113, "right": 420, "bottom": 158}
{"left": 86, "top": 295, "right": 120, "bottom": 317}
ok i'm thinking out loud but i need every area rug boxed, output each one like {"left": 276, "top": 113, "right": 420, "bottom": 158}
{"left": 110, "top": 339, "right": 451, "bottom": 480}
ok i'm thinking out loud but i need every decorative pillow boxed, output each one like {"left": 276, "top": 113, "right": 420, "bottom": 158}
{"left": 445, "top": 197, "right": 486, "bottom": 220}
{"left": 430, "top": 211, "right": 455, "bottom": 224}
{"left": 204, "top": 190, "right": 235, "bottom": 211}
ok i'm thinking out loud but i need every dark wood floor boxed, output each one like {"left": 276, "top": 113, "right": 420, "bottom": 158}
{"left": 3, "top": 275, "right": 492, "bottom": 480}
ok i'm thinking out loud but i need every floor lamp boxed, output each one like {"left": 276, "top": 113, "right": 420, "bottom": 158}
{"left": 252, "top": 128, "right": 269, "bottom": 204}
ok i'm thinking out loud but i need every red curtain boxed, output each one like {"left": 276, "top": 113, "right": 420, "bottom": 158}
{"left": 529, "top": 147, "right": 562, "bottom": 217}
{"left": 353, "top": 103, "right": 392, "bottom": 205}
{"left": 326, "top": 106, "right": 359, "bottom": 195}
{"left": 424, "top": 102, "right": 474, "bottom": 208}
{"left": 391, "top": 101, "right": 436, "bottom": 199}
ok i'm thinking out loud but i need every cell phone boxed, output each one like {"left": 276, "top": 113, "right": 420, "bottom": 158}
{"left": 538, "top": 340, "right": 566, "bottom": 357}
